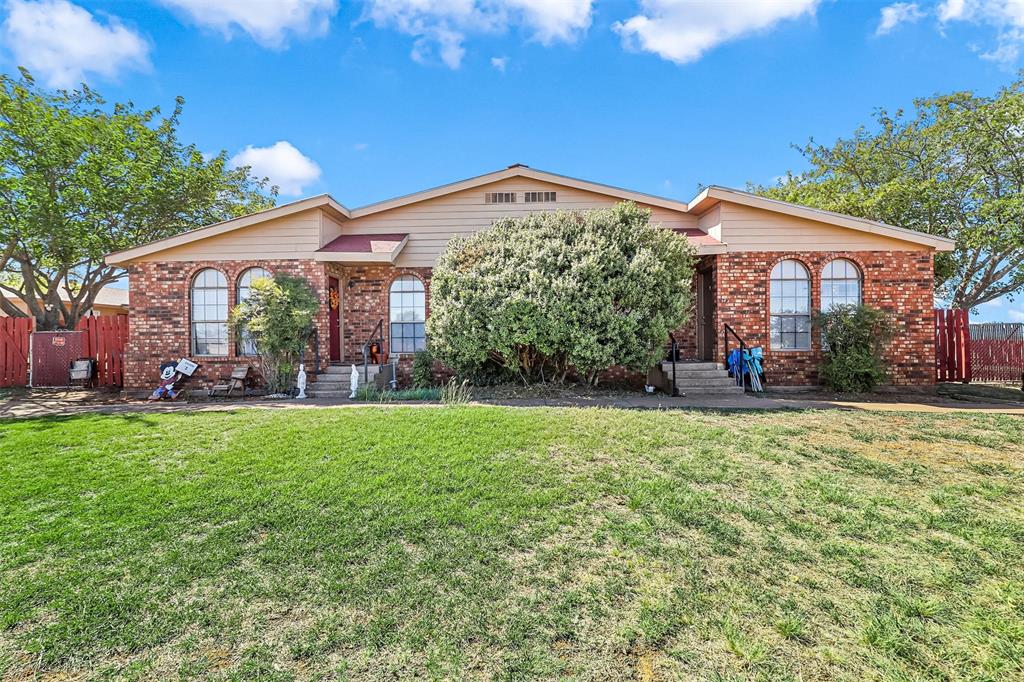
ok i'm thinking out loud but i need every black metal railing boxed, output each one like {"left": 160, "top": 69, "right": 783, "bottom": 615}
{"left": 667, "top": 332, "right": 679, "bottom": 396}
{"left": 361, "top": 319, "right": 385, "bottom": 384}
{"left": 723, "top": 323, "right": 747, "bottom": 390}
{"left": 309, "top": 327, "right": 320, "bottom": 377}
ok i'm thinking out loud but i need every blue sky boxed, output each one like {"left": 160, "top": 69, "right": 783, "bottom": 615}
{"left": 1, "top": 0, "right": 1022, "bottom": 321}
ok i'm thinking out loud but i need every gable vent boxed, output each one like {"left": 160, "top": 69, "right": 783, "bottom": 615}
{"left": 485, "top": 191, "right": 516, "bottom": 204}
{"left": 524, "top": 191, "right": 556, "bottom": 203}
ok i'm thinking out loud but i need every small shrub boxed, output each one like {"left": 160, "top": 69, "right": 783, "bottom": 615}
{"left": 814, "top": 305, "right": 892, "bottom": 393}
{"left": 229, "top": 275, "right": 318, "bottom": 394}
{"left": 411, "top": 349, "right": 435, "bottom": 388}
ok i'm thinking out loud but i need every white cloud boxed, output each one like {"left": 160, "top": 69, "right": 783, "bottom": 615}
{"left": 1, "top": 0, "right": 149, "bottom": 87}
{"left": 362, "top": 0, "right": 592, "bottom": 69}
{"left": 613, "top": 0, "right": 819, "bottom": 64}
{"left": 1008, "top": 308, "right": 1024, "bottom": 322}
{"left": 159, "top": 0, "right": 337, "bottom": 48}
{"left": 876, "top": 2, "right": 925, "bottom": 35}
{"left": 490, "top": 55, "right": 508, "bottom": 71}
{"left": 938, "top": 0, "right": 968, "bottom": 22}
{"left": 939, "top": 0, "right": 1024, "bottom": 66}
{"left": 230, "top": 141, "right": 321, "bottom": 196}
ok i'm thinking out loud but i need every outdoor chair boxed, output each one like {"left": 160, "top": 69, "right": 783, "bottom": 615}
{"left": 209, "top": 366, "right": 250, "bottom": 397}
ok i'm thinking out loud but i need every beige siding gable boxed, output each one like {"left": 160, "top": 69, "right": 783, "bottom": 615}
{"left": 344, "top": 177, "right": 698, "bottom": 268}
{"left": 136, "top": 208, "right": 323, "bottom": 262}
{"left": 717, "top": 202, "right": 929, "bottom": 252}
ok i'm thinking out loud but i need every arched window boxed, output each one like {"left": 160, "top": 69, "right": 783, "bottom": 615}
{"left": 389, "top": 275, "right": 426, "bottom": 353}
{"left": 191, "top": 269, "right": 228, "bottom": 356}
{"left": 821, "top": 259, "right": 862, "bottom": 310}
{"left": 236, "top": 267, "right": 272, "bottom": 355}
{"left": 770, "top": 260, "right": 811, "bottom": 350}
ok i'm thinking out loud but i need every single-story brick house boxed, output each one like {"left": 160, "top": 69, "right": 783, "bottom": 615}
{"left": 106, "top": 164, "right": 954, "bottom": 393}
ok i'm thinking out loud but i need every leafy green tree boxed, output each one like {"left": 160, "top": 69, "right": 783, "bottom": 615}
{"left": 427, "top": 202, "right": 695, "bottom": 385}
{"left": 0, "top": 69, "right": 275, "bottom": 330}
{"left": 756, "top": 79, "right": 1024, "bottom": 310}
{"left": 229, "top": 275, "right": 318, "bottom": 394}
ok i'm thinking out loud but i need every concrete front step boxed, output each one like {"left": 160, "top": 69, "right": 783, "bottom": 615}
{"left": 675, "top": 377, "right": 742, "bottom": 388}
{"left": 675, "top": 385, "right": 745, "bottom": 395}
{"left": 661, "top": 361, "right": 725, "bottom": 371}
{"left": 322, "top": 364, "right": 381, "bottom": 376}
{"left": 662, "top": 369, "right": 731, "bottom": 379}
{"left": 305, "top": 389, "right": 351, "bottom": 399}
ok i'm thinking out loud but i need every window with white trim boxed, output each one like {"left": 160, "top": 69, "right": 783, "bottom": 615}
{"left": 389, "top": 275, "right": 426, "bottom": 353}
{"left": 191, "top": 269, "right": 228, "bottom": 356}
{"left": 769, "top": 260, "right": 811, "bottom": 350}
{"left": 236, "top": 267, "right": 271, "bottom": 355}
{"left": 485, "top": 191, "right": 516, "bottom": 204}
{"left": 524, "top": 191, "right": 556, "bottom": 203}
{"left": 821, "top": 259, "right": 862, "bottom": 310}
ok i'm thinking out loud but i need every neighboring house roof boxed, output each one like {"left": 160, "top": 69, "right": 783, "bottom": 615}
{"left": 314, "top": 233, "right": 409, "bottom": 263}
{"left": 2, "top": 285, "right": 128, "bottom": 308}
{"left": 105, "top": 164, "right": 954, "bottom": 264}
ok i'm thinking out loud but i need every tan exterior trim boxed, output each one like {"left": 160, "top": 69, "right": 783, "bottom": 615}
{"left": 348, "top": 165, "right": 692, "bottom": 218}
{"left": 106, "top": 195, "right": 350, "bottom": 264}
{"left": 689, "top": 186, "right": 955, "bottom": 251}
{"left": 105, "top": 165, "right": 953, "bottom": 266}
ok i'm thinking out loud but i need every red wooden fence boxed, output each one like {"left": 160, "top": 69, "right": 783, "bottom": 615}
{"left": 76, "top": 314, "right": 128, "bottom": 387}
{"left": 0, "top": 314, "right": 128, "bottom": 387}
{"left": 935, "top": 308, "right": 972, "bottom": 383}
{"left": 970, "top": 323, "right": 1024, "bottom": 384}
{"left": 0, "top": 317, "right": 31, "bottom": 387}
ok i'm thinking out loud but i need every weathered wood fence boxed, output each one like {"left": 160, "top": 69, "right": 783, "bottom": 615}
{"left": 0, "top": 314, "right": 128, "bottom": 388}
{"left": 970, "top": 322, "right": 1024, "bottom": 384}
{"left": 934, "top": 308, "right": 972, "bottom": 383}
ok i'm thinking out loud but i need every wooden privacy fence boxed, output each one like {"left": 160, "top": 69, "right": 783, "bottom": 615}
{"left": 0, "top": 314, "right": 128, "bottom": 387}
{"left": 0, "top": 317, "right": 31, "bottom": 387}
{"left": 970, "top": 322, "right": 1024, "bottom": 384}
{"left": 934, "top": 308, "right": 972, "bottom": 383}
{"left": 74, "top": 315, "right": 129, "bottom": 387}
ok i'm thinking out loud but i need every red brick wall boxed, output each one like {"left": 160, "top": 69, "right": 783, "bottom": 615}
{"left": 714, "top": 250, "right": 935, "bottom": 386}
{"left": 125, "top": 250, "right": 936, "bottom": 391}
{"left": 124, "top": 259, "right": 331, "bottom": 391}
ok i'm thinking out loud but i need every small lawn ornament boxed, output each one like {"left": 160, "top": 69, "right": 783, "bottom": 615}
{"left": 349, "top": 364, "right": 359, "bottom": 399}
{"left": 148, "top": 358, "right": 199, "bottom": 401}
{"left": 296, "top": 363, "right": 307, "bottom": 399}
{"left": 149, "top": 361, "right": 182, "bottom": 401}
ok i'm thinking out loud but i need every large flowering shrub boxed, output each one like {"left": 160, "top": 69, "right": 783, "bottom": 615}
{"left": 427, "top": 202, "right": 695, "bottom": 384}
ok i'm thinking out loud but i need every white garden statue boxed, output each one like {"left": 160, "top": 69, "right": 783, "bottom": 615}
{"left": 295, "top": 363, "right": 307, "bottom": 399}
{"left": 349, "top": 364, "right": 359, "bottom": 399}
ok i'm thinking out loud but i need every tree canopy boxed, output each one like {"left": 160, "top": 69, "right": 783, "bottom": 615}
{"left": 426, "top": 202, "right": 695, "bottom": 385}
{"left": 0, "top": 69, "right": 275, "bottom": 330}
{"left": 755, "top": 78, "right": 1024, "bottom": 310}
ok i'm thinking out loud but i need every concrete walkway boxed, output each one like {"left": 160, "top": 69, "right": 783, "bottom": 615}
{"left": 2, "top": 388, "right": 1023, "bottom": 420}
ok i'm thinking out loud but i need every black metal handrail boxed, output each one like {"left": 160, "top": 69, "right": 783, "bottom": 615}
{"left": 723, "top": 323, "right": 747, "bottom": 389}
{"left": 361, "top": 318, "right": 385, "bottom": 384}
{"left": 667, "top": 332, "right": 679, "bottom": 396}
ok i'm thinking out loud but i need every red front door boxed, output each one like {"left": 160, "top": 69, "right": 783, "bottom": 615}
{"left": 328, "top": 277, "right": 341, "bottom": 362}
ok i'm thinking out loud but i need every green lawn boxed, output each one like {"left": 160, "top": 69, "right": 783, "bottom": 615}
{"left": 1, "top": 407, "right": 1022, "bottom": 681}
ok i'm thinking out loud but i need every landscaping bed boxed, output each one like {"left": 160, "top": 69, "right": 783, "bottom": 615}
{"left": 1, "top": 407, "right": 1022, "bottom": 680}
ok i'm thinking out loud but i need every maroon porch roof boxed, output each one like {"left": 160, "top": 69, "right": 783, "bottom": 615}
{"left": 317, "top": 233, "right": 409, "bottom": 253}
{"left": 674, "top": 228, "right": 726, "bottom": 252}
